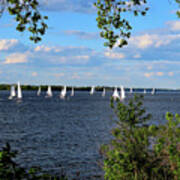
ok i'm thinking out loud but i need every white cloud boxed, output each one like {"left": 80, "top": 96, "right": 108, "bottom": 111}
{"left": 129, "top": 34, "right": 154, "bottom": 49}
{"left": 32, "top": 72, "right": 38, "bottom": 77}
{"left": 147, "top": 65, "right": 152, "bottom": 70}
{"left": 144, "top": 71, "right": 164, "bottom": 78}
{"left": 151, "top": 60, "right": 180, "bottom": 66}
{"left": 0, "top": 39, "right": 18, "bottom": 51}
{"left": 4, "top": 53, "right": 28, "bottom": 64}
{"left": 154, "top": 34, "right": 180, "bottom": 47}
{"left": 58, "top": 55, "right": 89, "bottom": 64}
{"left": 129, "top": 33, "right": 180, "bottom": 49}
{"left": 74, "top": 55, "right": 89, "bottom": 61}
{"left": 156, "top": 72, "right": 164, "bottom": 76}
{"left": 34, "top": 45, "right": 61, "bottom": 52}
{"left": 104, "top": 51, "right": 125, "bottom": 59}
{"left": 167, "top": 20, "right": 180, "bottom": 31}
{"left": 168, "top": 72, "right": 174, "bottom": 76}
{"left": 58, "top": 57, "right": 67, "bottom": 63}
{"left": 71, "top": 72, "right": 80, "bottom": 79}
{"left": 133, "top": 53, "right": 141, "bottom": 58}
{"left": 54, "top": 73, "right": 64, "bottom": 77}
{"left": 144, "top": 72, "right": 154, "bottom": 78}
{"left": 84, "top": 72, "right": 94, "bottom": 78}
{"left": 34, "top": 45, "right": 51, "bottom": 52}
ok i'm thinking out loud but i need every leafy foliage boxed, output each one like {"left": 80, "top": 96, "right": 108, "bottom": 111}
{"left": 94, "top": 0, "right": 149, "bottom": 48}
{"left": 113, "top": 95, "right": 151, "bottom": 126}
{"left": 94, "top": 0, "right": 180, "bottom": 49}
{"left": 1, "top": 0, "right": 180, "bottom": 47}
{"left": 101, "top": 95, "right": 180, "bottom": 179}
{"left": 154, "top": 112, "right": 180, "bottom": 179}
{"left": 176, "top": 0, "right": 180, "bottom": 18}
{"left": 0, "top": 143, "right": 68, "bottom": 179}
{"left": 0, "top": 0, "right": 48, "bottom": 43}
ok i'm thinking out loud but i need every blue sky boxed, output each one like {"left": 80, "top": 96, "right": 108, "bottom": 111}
{"left": 0, "top": 0, "right": 180, "bottom": 88}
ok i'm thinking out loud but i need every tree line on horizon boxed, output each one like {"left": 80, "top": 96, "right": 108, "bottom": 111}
{"left": 0, "top": 84, "right": 177, "bottom": 91}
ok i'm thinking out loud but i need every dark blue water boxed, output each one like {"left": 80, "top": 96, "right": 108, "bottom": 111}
{"left": 0, "top": 90, "right": 180, "bottom": 179}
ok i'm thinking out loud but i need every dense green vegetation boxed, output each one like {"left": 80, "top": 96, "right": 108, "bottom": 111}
{"left": 0, "top": 143, "right": 67, "bottom": 180}
{"left": 0, "top": 84, "right": 109, "bottom": 91}
{"left": 101, "top": 95, "right": 180, "bottom": 180}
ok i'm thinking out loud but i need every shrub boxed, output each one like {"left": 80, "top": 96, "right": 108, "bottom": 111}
{"left": 101, "top": 95, "right": 180, "bottom": 180}
{"left": 0, "top": 143, "right": 68, "bottom": 180}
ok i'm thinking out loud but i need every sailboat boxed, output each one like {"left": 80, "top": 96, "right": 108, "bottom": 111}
{"left": 102, "top": 88, "right": 105, "bottom": 97}
{"left": 120, "top": 86, "right": 126, "bottom": 100}
{"left": 151, "top": 88, "right": 155, "bottom": 95}
{"left": 37, "top": 86, "right": 41, "bottom": 96}
{"left": 46, "top": 85, "right": 53, "bottom": 97}
{"left": 8, "top": 85, "right": 16, "bottom": 99}
{"left": 130, "top": 87, "right": 133, "bottom": 94}
{"left": 17, "top": 81, "right": 22, "bottom": 99}
{"left": 60, "top": 86, "right": 66, "bottom": 99}
{"left": 112, "top": 87, "right": 120, "bottom": 100}
{"left": 144, "top": 89, "right": 146, "bottom": 94}
{"left": 90, "top": 86, "right": 95, "bottom": 95}
{"left": 71, "top": 87, "right": 74, "bottom": 96}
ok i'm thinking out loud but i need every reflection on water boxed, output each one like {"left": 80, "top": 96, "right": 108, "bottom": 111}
{"left": 0, "top": 90, "right": 180, "bottom": 179}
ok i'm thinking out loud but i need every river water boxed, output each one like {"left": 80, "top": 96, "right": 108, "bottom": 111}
{"left": 0, "top": 90, "right": 180, "bottom": 179}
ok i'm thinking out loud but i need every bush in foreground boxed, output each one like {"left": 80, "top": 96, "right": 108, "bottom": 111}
{"left": 0, "top": 143, "right": 67, "bottom": 180}
{"left": 101, "top": 95, "right": 180, "bottom": 180}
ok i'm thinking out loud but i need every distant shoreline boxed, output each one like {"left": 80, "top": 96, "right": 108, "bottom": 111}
{"left": 0, "top": 84, "right": 178, "bottom": 92}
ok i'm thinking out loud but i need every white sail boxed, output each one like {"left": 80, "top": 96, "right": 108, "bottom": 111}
{"left": 8, "top": 85, "right": 16, "bottom": 99}
{"left": 90, "top": 86, "right": 95, "bottom": 95}
{"left": 130, "top": 87, "right": 133, "bottom": 94}
{"left": 60, "top": 86, "right": 66, "bottom": 98}
{"left": 112, "top": 87, "right": 120, "bottom": 100}
{"left": 120, "top": 86, "right": 126, "bottom": 100}
{"left": 11, "top": 86, "right": 16, "bottom": 97}
{"left": 102, "top": 88, "right": 105, "bottom": 97}
{"left": 17, "top": 81, "right": 22, "bottom": 99}
{"left": 151, "top": 88, "right": 155, "bottom": 95}
{"left": 71, "top": 87, "right": 74, "bottom": 96}
{"left": 46, "top": 85, "right": 52, "bottom": 97}
{"left": 144, "top": 89, "right": 146, "bottom": 94}
{"left": 37, "top": 86, "right": 41, "bottom": 96}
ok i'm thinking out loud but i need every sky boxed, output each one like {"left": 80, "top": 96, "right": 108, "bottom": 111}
{"left": 0, "top": 0, "right": 180, "bottom": 88}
